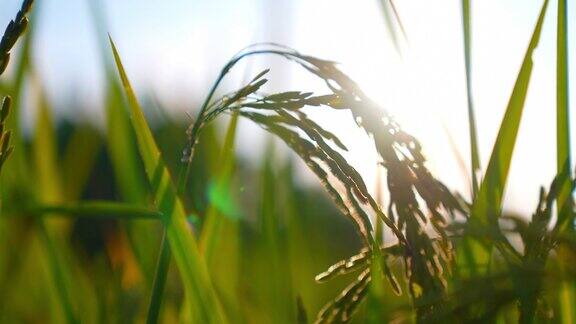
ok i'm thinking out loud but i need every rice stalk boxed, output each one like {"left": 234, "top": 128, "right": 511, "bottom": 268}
{"left": 178, "top": 43, "right": 465, "bottom": 322}
{"left": 0, "top": 0, "right": 33, "bottom": 76}
{"left": 0, "top": 0, "right": 33, "bottom": 175}
{"left": 0, "top": 97, "right": 13, "bottom": 174}
{"left": 110, "top": 37, "right": 228, "bottom": 323}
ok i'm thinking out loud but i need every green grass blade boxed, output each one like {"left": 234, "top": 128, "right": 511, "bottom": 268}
{"left": 461, "top": 0, "right": 481, "bottom": 196}
{"left": 200, "top": 112, "right": 240, "bottom": 261}
{"left": 257, "top": 141, "right": 294, "bottom": 321}
{"left": 89, "top": 0, "right": 149, "bottom": 204}
{"left": 555, "top": 1, "right": 575, "bottom": 322}
{"left": 146, "top": 231, "right": 171, "bottom": 324}
{"left": 20, "top": 201, "right": 161, "bottom": 219}
{"left": 459, "top": 0, "right": 550, "bottom": 274}
{"left": 109, "top": 37, "right": 227, "bottom": 323}
{"left": 88, "top": 0, "right": 159, "bottom": 281}
{"left": 32, "top": 83, "right": 78, "bottom": 323}
{"left": 196, "top": 113, "right": 242, "bottom": 317}
{"left": 555, "top": 0, "right": 572, "bottom": 232}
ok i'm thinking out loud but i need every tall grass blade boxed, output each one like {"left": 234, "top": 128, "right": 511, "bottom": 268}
{"left": 258, "top": 141, "right": 294, "bottom": 322}
{"left": 32, "top": 81, "right": 78, "bottom": 323}
{"left": 198, "top": 113, "right": 242, "bottom": 318}
{"left": 554, "top": 0, "right": 572, "bottom": 232}
{"left": 146, "top": 232, "right": 171, "bottom": 324}
{"left": 461, "top": 0, "right": 481, "bottom": 196}
{"left": 88, "top": 0, "right": 158, "bottom": 281}
{"left": 109, "top": 37, "right": 227, "bottom": 323}
{"left": 554, "top": 0, "right": 575, "bottom": 322}
{"left": 459, "top": 0, "right": 550, "bottom": 275}
{"left": 376, "top": 0, "right": 407, "bottom": 54}
{"left": 200, "top": 112, "right": 240, "bottom": 262}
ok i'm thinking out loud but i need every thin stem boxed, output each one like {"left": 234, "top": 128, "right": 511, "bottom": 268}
{"left": 146, "top": 231, "right": 171, "bottom": 324}
{"left": 178, "top": 49, "right": 293, "bottom": 195}
{"left": 461, "top": 0, "right": 481, "bottom": 197}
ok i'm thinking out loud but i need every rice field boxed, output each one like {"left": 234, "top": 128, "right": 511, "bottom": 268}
{"left": 0, "top": 0, "right": 575, "bottom": 323}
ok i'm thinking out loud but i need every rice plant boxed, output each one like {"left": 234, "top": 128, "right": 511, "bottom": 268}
{"left": 0, "top": 0, "right": 33, "bottom": 175}
{"left": 0, "top": 0, "right": 574, "bottom": 323}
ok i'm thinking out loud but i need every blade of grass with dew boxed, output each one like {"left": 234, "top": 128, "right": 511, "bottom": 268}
{"left": 458, "top": 0, "right": 550, "bottom": 276}
{"left": 109, "top": 37, "right": 227, "bottom": 323}
{"left": 461, "top": 0, "right": 481, "bottom": 196}
{"left": 554, "top": 0, "right": 575, "bottom": 322}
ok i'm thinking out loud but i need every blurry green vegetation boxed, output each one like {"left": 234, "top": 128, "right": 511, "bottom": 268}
{"left": 0, "top": 0, "right": 576, "bottom": 323}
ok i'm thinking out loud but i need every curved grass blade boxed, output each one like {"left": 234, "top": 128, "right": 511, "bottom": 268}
{"left": 459, "top": 0, "right": 550, "bottom": 275}
{"left": 109, "top": 37, "right": 227, "bottom": 324}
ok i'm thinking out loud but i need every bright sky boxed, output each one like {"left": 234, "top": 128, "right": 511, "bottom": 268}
{"left": 0, "top": 0, "right": 574, "bottom": 216}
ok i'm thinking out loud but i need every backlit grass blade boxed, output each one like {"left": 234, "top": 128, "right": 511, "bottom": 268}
{"left": 109, "top": 37, "right": 227, "bottom": 323}
{"left": 32, "top": 82, "right": 79, "bottom": 323}
{"left": 554, "top": 0, "right": 572, "bottom": 232}
{"left": 258, "top": 141, "right": 294, "bottom": 321}
{"left": 461, "top": 0, "right": 481, "bottom": 196}
{"left": 196, "top": 113, "right": 242, "bottom": 317}
{"left": 376, "top": 0, "right": 407, "bottom": 54}
{"left": 21, "top": 201, "right": 161, "bottom": 219}
{"left": 459, "top": 0, "right": 550, "bottom": 274}
{"left": 88, "top": 0, "right": 158, "bottom": 281}
{"left": 200, "top": 112, "right": 240, "bottom": 261}
{"left": 88, "top": 0, "right": 149, "bottom": 204}
{"left": 554, "top": 0, "right": 575, "bottom": 322}
{"left": 146, "top": 232, "right": 171, "bottom": 324}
